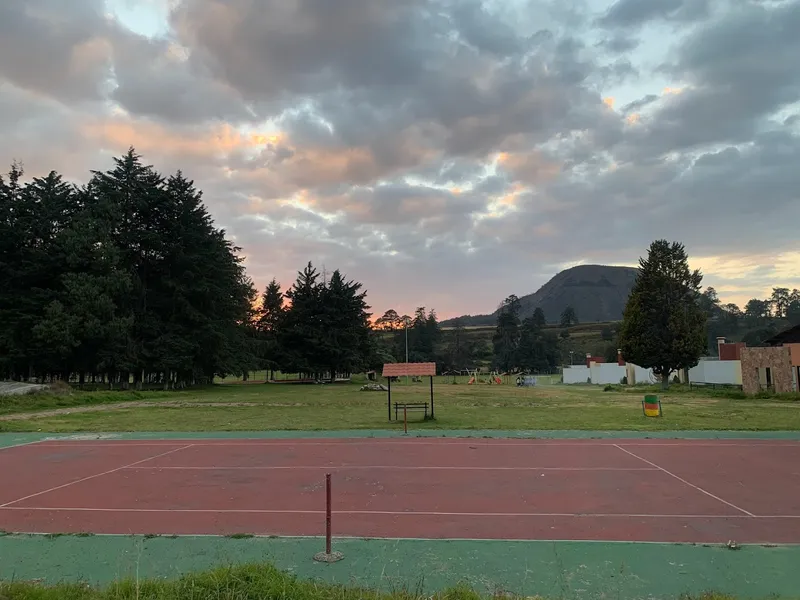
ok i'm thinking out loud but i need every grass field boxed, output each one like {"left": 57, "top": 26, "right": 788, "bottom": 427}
{"left": 2, "top": 374, "right": 799, "bottom": 432}
{"left": 0, "top": 562, "right": 756, "bottom": 600}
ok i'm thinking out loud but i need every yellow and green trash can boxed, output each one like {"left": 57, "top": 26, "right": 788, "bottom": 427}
{"left": 642, "top": 394, "right": 662, "bottom": 417}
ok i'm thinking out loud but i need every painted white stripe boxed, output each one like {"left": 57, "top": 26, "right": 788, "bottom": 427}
{"left": 613, "top": 444, "right": 756, "bottom": 517}
{"left": 1, "top": 506, "right": 797, "bottom": 518}
{"left": 124, "top": 465, "right": 659, "bottom": 472}
{"left": 0, "top": 445, "right": 194, "bottom": 508}
{"left": 0, "top": 440, "right": 44, "bottom": 452}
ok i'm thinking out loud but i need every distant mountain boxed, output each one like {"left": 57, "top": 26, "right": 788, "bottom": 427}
{"left": 441, "top": 265, "right": 639, "bottom": 327}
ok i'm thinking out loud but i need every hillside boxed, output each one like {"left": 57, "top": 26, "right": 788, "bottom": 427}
{"left": 441, "top": 264, "right": 639, "bottom": 326}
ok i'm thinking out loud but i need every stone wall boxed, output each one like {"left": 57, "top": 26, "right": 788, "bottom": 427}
{"left": 740, "top": 347, "right": 793, "bottom": 394}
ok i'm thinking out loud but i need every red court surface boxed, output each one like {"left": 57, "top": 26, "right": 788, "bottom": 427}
{"left": 1, "top": 438, "right": 799, "bottom": 544}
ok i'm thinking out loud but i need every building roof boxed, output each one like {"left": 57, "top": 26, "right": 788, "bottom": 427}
{"left": 382, "top": 362, "right": 437, "bottom": 377}
{"left": 762, "top": 323, "right": 800, "bottom": 346}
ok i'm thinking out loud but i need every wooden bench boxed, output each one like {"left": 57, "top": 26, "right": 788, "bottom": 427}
{"left": 394, "top": 402, "right": 429, "bottom": 421}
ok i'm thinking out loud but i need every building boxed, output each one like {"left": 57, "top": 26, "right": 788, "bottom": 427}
{"left": 737, "top": 324, "right": 799, "bottom": 394}
{"left": 757, "top": 324, "right": 800, "bottom": 393}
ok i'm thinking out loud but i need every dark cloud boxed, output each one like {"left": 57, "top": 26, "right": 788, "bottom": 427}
{"left": 0, "top": 0, "right": 110, "bottom": 102}
{"left": 170, "top": 0, "right": 434, "bottom": 100}
{"left": 597, "top": 0, "right": 713, "bottom": 28}
{"left": 109, "top": 33, "right": 255, "bottom": 124}
{"left": 621, "top": 0, "right": 800, "bottom": 158}
{"left": 597, "top": 34, "right": 640, "bottom": 53}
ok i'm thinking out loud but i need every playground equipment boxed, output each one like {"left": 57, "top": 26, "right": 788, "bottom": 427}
{"left": 468, "top": 369, "right": 503, "bottom": 385}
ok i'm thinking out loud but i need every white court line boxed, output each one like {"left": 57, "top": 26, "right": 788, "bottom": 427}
{"left": 613, "top": 444, "right": 756, "bottom": 517}
{"left": 0, "top": 440, "right": 45, "bottom": 452}
{"left": 0, "top": 445, "right": 194, "bottom": 508}
{"left": 1, "top": 506, "right": 797, "bottom": 518}
{"left": 124, "top": 465, "right": 659, "bottom": 472}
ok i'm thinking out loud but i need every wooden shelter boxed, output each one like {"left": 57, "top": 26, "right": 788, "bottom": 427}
{"left": 382, "top": 362, "right": 437, "bottom": 421}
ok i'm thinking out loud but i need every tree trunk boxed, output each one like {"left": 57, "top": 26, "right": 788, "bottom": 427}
{"left": 661, "top": 371, "right": 670, "bottom": 390}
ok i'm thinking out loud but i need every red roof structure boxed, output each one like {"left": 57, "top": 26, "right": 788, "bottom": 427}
{"left": 382, "top": 362, "right": 437, "bottom": 377}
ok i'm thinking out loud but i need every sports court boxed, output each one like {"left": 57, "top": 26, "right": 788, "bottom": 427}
{"left": 1, "top": 437, "right": 799, "bottom": 544}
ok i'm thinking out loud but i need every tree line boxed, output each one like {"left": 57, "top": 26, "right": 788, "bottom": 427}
{"left": 0, "top": 149, "right": 400, "bottom": 387}
{"left": 0, "top": 150, "right": 258, "bottom": 388}
{"left": 256, "top": 263, "right": 376, "bottom": 381}
{"left": 491, "top": 296, "right": 561, "bottom": 373}
{"left": 699, "top": 286, "right": 800, "bottom": 349}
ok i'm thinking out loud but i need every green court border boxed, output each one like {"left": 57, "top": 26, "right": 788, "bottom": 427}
{"left": 1, "top": 534, "right": 798, "bottom": 599}
{"left": 4, "top": 428, "right": 800, "bottom": 448}
{"left": 2, "top": 431, "right": 799, "bottom": 599}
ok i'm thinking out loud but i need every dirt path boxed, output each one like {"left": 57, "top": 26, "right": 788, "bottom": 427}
{"left": 0, "top": 401, "right": 264, "bottom": 421}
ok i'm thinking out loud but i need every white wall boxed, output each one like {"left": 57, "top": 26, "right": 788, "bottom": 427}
{"left": 689, "top": 360, "right": 742, "bottom": 385}
{"left": 627, "top": 364, "right": 657, "bottom": 385}
{"left": 563, "top": 365, "right": 590, "bottom": 384}
{"left": 590, "top": 363, "right": 627, "bottom": 385}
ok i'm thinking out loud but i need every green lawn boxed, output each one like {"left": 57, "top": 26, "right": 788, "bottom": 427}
{"left": 2, "top": 376, "right": 799, "bottom": 432}
{"left": 0, "top": 562, "right": 755, "bottom": 600}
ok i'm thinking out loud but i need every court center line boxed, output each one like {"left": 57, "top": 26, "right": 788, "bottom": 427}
{"left": 1, "top": 506, "right": 797, "bottom": 518}
{"left": 0, "top": 444, "right": 195, "bottom": 508}
{"left": 613, "top": 444, "right": 755, "bottom": 517}
{"left": 124, "top": 465, "right": 659, "bottom": 472}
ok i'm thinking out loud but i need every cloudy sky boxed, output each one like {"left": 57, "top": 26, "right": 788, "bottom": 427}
{"left": 2, "top": 0, "right": 799, "bottom": 319}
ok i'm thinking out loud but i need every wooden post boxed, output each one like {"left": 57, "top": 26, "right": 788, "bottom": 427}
{"left": 313, "top": 473, "right": 343, "bottom": 562}
{"left": 430, "top": 375, "right": 434, "bottom": 419}
{"left": 403, "top": 405, "right": 408, "bottom": 434}
{"left": 387, "top": 377, "right": 392, "bottom": 421}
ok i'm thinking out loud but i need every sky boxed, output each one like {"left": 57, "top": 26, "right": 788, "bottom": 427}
{"left": 2, "top": 0, "right": 799, "bottom": 320}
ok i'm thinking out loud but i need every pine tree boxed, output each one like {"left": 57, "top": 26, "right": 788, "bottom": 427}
{"left": 258, "top": 279, "right": 285, "bottom": 379}
{"left": 409, "top": 306, "right": 435, "bottom": 361}
{"left": 518, "top": 316, "right": 550, "bottom": 373}
{"left": 618, "top": 240, "right": 707, "bottom": 389}
{"left": 560, "top": 306, "right": 577, "bottom": 327}
{"left": 282, "top": 262, "right": 324, "bottom": 375}
{"left": 493, "top": 295, "right": 521, "bottom": 372}
{"left": 318, "top": 270, "right": 372, "bottom": 381}
{"left": 1, "top": 150, "right": 258, "bottom": 387}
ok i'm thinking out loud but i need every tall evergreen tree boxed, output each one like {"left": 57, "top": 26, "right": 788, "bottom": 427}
{"left": 1, "top": 150, "right": 258, "bottom": 387}
{"left": 258, "top": 279, "right": 285, "bottom": 379}
{"left": 560, "top": 306, "right": 577, "bottom": 327}
{"left": 517, "top": 315, "right": 559, "bottom": 373}
{"left": 318, "top": 269, "right": 372, "bottom": 381}
{"left": 618, "top": 240, "right": 707, "bottom": 389}
{"left": 282, "top": 262, "right": 324, "bottom": 374}
{"left": 409, "top": 306, "right": 436, "bottom": 361}
{"left": 493, "top": 295, "right": 521, "bottom": 373}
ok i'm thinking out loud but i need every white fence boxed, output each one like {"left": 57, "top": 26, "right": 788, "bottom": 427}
{"left": 628, "top": 364, "right": 657, "bottom": 385}
{"left": 563, "top": 362, "right": 655, "bottom": 385}
{"left": 590, "top": 363, "right": 627, "bottom": 385}
{"left": 563, "top": 365, "right": 590, "bottom": 384}
{"left": 688, "top": 360, "right": 742, "bottom": 385}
